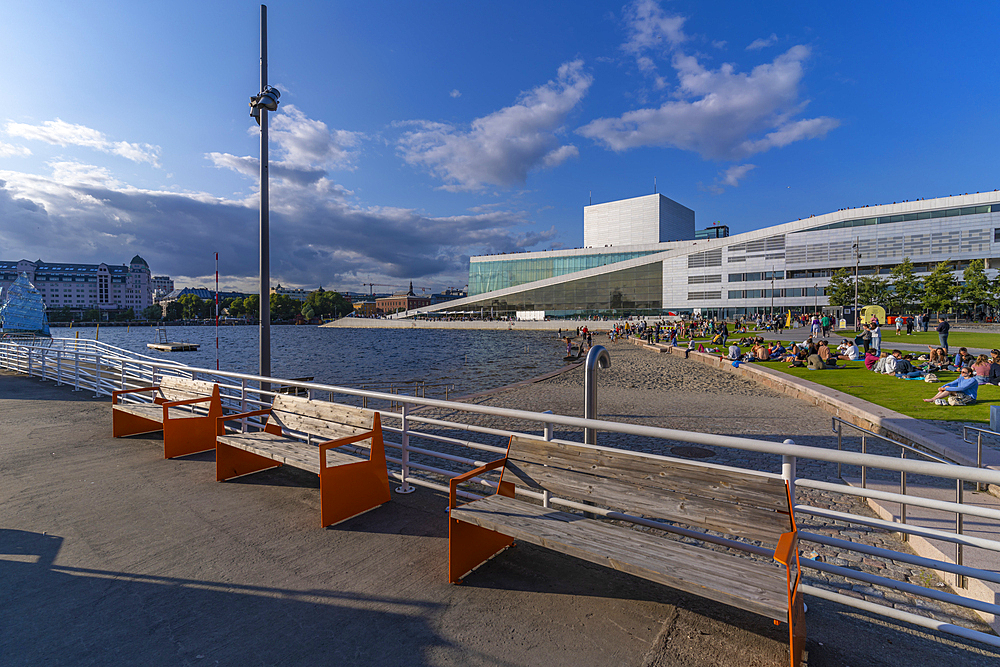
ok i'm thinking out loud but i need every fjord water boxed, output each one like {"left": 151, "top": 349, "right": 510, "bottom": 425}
{"left": 80, "top": 325, "right": 567, "bottom": 397}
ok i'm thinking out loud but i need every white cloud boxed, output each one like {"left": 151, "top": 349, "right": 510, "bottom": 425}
{"left": 4, "top": 118, "right": 161, "bottom": 166}
{"left": 450, "top": 89, "right": 462, "bottom": 98}
{"left": 0, "top": 142, "right": 31, "bottom": 158}
{"left": 267, "top": 105, "right": 363, "bottom": 171}
{"left": 622, "top": 0, "right": 688, "bottom": 89}
{"left": 578, "top": 39, "right": 839, "bottom": 160}
{"left": 396, "top": 60, "right": 592, "bottom": 191}
{"left": 746, "top": 33, "right": 779, "bottom": 51}
{"left": 0, "top": 106, "right": 555, "bottom": 291}
{"left": 721, "top": 163, "right": 756, "bottom": 187}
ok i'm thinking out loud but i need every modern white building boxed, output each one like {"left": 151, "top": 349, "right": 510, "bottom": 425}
{"left": 583, "top": 193, "right": 695, "bottom": 247}
{"left": 151, "top": 275, "right": 174, "bottom": 301}
{"left": 412, "top": 191, "right": 1000, "bottom": 320}
{"left": 0, "top": 255, "right": 153, "bottom": 313}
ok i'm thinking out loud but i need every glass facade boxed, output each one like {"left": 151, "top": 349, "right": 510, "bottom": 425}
{"left": 469, "top": 250, "right": 663, "bottom": 295}
{"left": 452, "top": 263, "right": 662, "bottom": 317}
{"left": 794, "top": 205, "right": 995, "bottom": 233}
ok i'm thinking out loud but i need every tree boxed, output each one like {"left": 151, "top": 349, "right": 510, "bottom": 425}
{"left": 47, "top": 307, "right": 73, "bottom": 323}
{"left": 270, "top": 293, "right": 301, "bottom": 320}
{"left": 83, "top": 308, "right": 101, "bottom": 322}
{"left": 114, "top": 308, "right": 135, "bottom": 322}
{"left": 888, "top": 258, "right": 922, "bottom": 313}
{"left": 960, "top": 259, "right": 991, "bottom": 318}
{"left": 164, "top": 301, "right": 185, "bottom": 321}
{"left": 302, "top": 289, "right": 353, "bottom": 319}
{"left": 858, "top": 272, "right": 891, "bottom": 307}
{"left": 177, "top": 294, "right": 208, "bottom": 319}
{"left": 825, "top": 268, "right": 855, "bottom": 308}
{"left": 141, "top": 305, "right": 163, "bottom": 321}
{"left": 923, "top": 261, "right": 958, "bottom": 316}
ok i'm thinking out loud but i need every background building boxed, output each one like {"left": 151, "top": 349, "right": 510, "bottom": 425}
{"left": 408, "top": 192, "right": 1000, "bottom": 320}
{"left": 0, "top": 255, "right": 153, "bottom": 314}
{"left": 376, "top": 282, "right": 431, "bottom": 314}
{"left": 151, "top": 275, "right": 174, "bottom": 301}
{"left": 271, "top": 284, "right": 309, "bottom": 302}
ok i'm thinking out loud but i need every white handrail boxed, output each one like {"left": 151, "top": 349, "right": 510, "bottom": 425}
{"left": 3, "top": 337, "right": 1000, "bottom": 649}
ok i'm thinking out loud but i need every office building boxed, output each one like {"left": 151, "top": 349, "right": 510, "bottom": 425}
{"left": 0, "top": 255, "right": 153, "bottom": 313}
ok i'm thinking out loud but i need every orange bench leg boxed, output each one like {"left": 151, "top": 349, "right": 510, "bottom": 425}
{"left": 112, "top": 409, "right": 161, "bottom": 439}
{"left": 216, "top": 442, "right": 281, "bottom": 481}
{"left": 788, "top": 594, "right": 806, "bottom": 667}
{"left": 448, "top": 518, "right": 514, "bottom": 584}
{"left": 163, "top": 417, "right": 217, "bottom": 459}
{"left": 318, "top": 459, "right": 391, "bottom": 528}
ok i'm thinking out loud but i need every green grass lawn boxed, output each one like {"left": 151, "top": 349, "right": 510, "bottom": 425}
{"left": 756, "top": 360, "right": 998, "bottom": 423}
{"left": 832, "top": 330, "right": 1000, "bottom": 351}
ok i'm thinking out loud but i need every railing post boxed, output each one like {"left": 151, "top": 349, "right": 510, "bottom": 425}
{"left": 543, "top": 410, "right": 554, "bottom": 508}
{"left": 957, "top": 479, "right": 966, "bottom": 588}
{"left": 94, "top": 352, "right": 102, "bottom": 398}
{"left": 584, "top": 345, "right": 611, "bottom": 445}
{"left": 900, "top": 449, "right": 908, "bottom": 541}
{"left": 27, "top": 347, "right": 32, "bottom": 378}
{"left": 781, "top": 442, "right": 796, "bottom": 505}
{"left": 241, "top": 378, "right": 248, "bottom": 432}
{"left": 861, "top": 435, "right": 867, "bottom": 488}
{"left": 977, "top": 432, "right": 984, "bottom": 492}
{"left": 55, "top": 350, "right": 62, "bottom": 386}
{"left": 73, "top": 350, "right": 81, "bottom": 391}
{"left": 836, "top": 419, "right": 843, "bottom": 479}
{"left": 395, "top": 402, "right": 414, "bottom": 494}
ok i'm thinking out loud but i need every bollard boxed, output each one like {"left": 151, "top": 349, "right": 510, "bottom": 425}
{"left": 584, "top": 346, "right": 611, "bottom": 445}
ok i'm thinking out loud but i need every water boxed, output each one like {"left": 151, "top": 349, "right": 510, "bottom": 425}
{"left": 68, "top": 325, "right": 568, "bottom": 397}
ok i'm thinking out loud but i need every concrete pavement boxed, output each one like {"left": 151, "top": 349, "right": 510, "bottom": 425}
{"left": 2, "top": 370, "right": 999, "bottom": 666}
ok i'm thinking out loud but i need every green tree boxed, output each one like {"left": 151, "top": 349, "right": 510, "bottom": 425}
{"left": 270, "top": 293, "right": 301, "bottom": 320}
{"left": 242, "top": 294, "right": 260, "bottom": 319}
{"left": 114, "top": 308, "right": 135, "bottom": 322}
{"left": 825, "top": 268, "right": 855, "bottom": 307}
{"left": 858, "top": 272, "right": 890, "bottom": 306}
{"left": 888, "top": 258, "right": 922, "bottom": 313}
{"left": 302, "top": 289, "right": 353, "bottom": 319}
{"left": 164, "top": 301, "right": 185, "bottom": 321}
{"left": 83, "top": 308, "right": 101, "bottom": 322}
{"left": 141, "top": 305, "right": 163, "bottom": 321}
{"left": 923, "top": 261, "right": 958, "bottom": 316}
{"left": 961, "top": 259, "right": 991, "bottom": 317}
{"left": 177, "top": 294, "right": 208, "bottom": 319}
{"left": 47, "top": 306, "right": 73, "bottom": 323}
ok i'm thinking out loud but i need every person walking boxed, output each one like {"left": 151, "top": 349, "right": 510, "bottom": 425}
{"left": 870, "top": 320, "right": 882, "bottom": 355}
{"left": 905, "top": 315, "right": 914, "bottom": 335}
{"left": 937, "top": 317, "right": 951, "bottom": 353}
{"left": 821, "top": 314, "right": 831, "bottom": 337}
{"left": 922, "top": 311, "right": 930, "bottom": 332}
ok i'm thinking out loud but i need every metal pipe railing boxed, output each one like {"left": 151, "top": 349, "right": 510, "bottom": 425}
{"left": 4, "top": 337, "right": 1000, "bottom": 647}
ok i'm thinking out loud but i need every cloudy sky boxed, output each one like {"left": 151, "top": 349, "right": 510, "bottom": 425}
{"left": 2, "top": 1, "right": 998, "bottom": 293}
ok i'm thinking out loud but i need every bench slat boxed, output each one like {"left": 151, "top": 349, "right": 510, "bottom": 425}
{"left": 217, "top": 432, "right": 366, "bottom": 474}
{"left": 503, "top": 457, "right": 789, "bottom": 544}
{"left": 451, "top": 495, "right": 788, "bottom": 620}
{"left": 508, "top": 438, "right": 788, "bottom": 512}
{"left": 158, "top": 376, "right": 219, "bottom": 404}
{"left": 114, "top": 403, "right": 205, "bottom": 421}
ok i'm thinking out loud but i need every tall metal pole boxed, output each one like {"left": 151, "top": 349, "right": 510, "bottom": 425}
{"left": 854, "top": 235, "right": 860, "bottom": 331}
{"left": 259, "top": 4, "right": 271, "bottom": 382}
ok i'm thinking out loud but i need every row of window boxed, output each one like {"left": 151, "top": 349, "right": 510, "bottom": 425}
{"left": 797, "top": 205, "right": 996, "bottom": 233}
{"left": 727, "top": 271, "right": 784, "bottom": 282}
{"left": 727, "top": 287, "right": 825, "bottom": 299}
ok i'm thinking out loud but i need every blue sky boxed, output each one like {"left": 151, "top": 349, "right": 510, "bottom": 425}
{"left": 2, "top": 0, "right": 998, "bottom": 294}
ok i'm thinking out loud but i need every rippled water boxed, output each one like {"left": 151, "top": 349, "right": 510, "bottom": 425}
{"left": 64, "top": 324, "right": 569, "bottom": 397}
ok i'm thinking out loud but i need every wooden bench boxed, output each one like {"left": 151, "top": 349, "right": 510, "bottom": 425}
{"left": 215, "top": 394, "right": 390, "bottom": 528}
{"left": 449, "top": 436, "right": 806, "bottom": 667}
{"left": 112, "top": 376, "right": 223, "bottom": 459}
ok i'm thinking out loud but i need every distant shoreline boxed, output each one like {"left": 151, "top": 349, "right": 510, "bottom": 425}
{"left": 320, "top": 318, "right": 615, "bottom": 331}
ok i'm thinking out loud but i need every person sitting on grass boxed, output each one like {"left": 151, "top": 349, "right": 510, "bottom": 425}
{"left": 788, "top": 346, "right": 809, "bottom": 367}
{"left": 727, "top": 343, "right": 741, "bottom": 361}
{"left": 817, "top": 340, "right": 832, "bottom": 363}
{"left": 838, "top": 339, "right": 861, "bottom": 361}
{"left": 953, "top": 347, "right": 975, "bottom": 370}
{"left": 892, "top": 351, "right": 924, "bottom": 379}
{"left": 923, "top": 367, "right": 978, "bottom": 405}
{"left": 752, "top": 341, "right": 769, "bottom": 361}
{"left": 926, "top": 346, "right": 949, "bottom": 369}
{"left": 768, "top": 342, "right": 786, "bottom": 360}
{"left": 871, "top": 351, "right": 892, "bottom": 373}
{"left": 863, "top": 349, "right": 879, "bottom": 370}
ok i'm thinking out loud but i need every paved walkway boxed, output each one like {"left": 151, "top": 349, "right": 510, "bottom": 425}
{"left": 2, "top": 369, "right": 999, "bottom": 666}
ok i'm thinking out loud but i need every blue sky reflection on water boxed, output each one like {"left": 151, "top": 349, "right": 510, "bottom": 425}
{"left": 78, "top": 325, "right": 568, "bottom": 396}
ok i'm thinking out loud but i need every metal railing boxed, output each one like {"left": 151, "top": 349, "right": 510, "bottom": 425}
{"left": 963, "top": 425, "right": 998, "bottom": 491}
{"left": 4, "top": 338, "right": 1000, "bottom": 649}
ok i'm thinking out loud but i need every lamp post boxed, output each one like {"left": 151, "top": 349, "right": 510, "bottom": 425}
{"left": 770, "top": 267, "right": 775, "bottom": 320}
{"left": 813, "top": 283, "right": 818, "bottom": 313}
{"left": 853, "top": 236, "right": 861, "bottom": 331}
{"left": 249, "top": 5, "right": 280, "bottom": 383}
